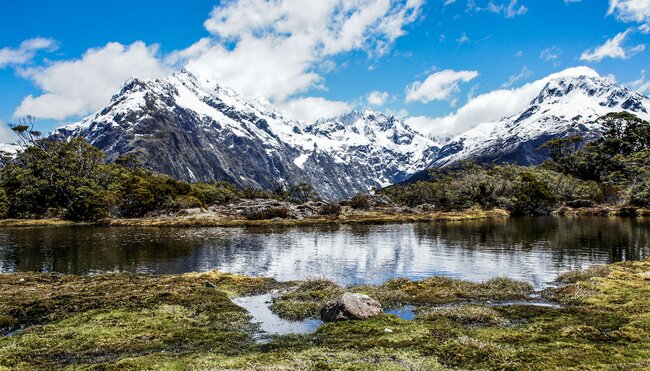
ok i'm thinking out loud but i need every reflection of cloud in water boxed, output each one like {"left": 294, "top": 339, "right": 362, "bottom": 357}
{"left": 233, "top": 294, "right": 322, "bottom": 338}
{"left": 0, "top": 217, "right": 648, "bottom": 290}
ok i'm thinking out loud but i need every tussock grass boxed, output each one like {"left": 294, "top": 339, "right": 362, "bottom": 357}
{"left": 271, "top": 275, "right": 533, "bottom": 320}
{"left": 418, "top": 305, "right": 509, "bottom": 326}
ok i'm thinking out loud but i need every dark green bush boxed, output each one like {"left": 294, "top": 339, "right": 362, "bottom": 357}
{"left": 64, "top": 187, "right": 109, "bottom": 222}
{"left": 348, "top": 194, "right": 371, "bottom": 210}
{"left": 244, "top": 207, "right": 290, "bottom": 220}
{"left": 628, "top": 177, "right": 650, "bottom": 207}
{"left": 507, "top": 172, "right": 557, "bottom": 215}
{"left": 318, "top": 203, "right": 342, "bottom": 216}
{"left": 190, "top": 182, "right": 240, "bottom": 205}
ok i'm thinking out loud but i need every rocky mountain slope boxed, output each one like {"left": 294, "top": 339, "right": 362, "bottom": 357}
{"left": 52, "top": 70, "right": 439, "bottom": 200}
{"left": 433, "top": 72, "right": 650, "bottom": 167}
{"left": 50, "top": 67, "right": 650, "bottom": 197}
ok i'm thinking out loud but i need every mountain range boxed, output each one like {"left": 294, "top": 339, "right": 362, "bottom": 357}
{"left": 49, "top": 68, "right": 650, "bottom": 200}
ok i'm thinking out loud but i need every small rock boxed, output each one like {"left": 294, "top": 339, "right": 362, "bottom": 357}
{"left": 204, "top": 282, "right": 215, "bottom": 288}
{"left": 384, "top": 328, "right": 394, "bottom": 333}
{"left": 18, "top": 278, "right": 25, "bottom": 282}
{"left": 320, "top": 293, "right": 382, "bottom": 322}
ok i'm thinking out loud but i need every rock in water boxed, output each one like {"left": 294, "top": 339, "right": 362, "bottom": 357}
{"left": 320, "top": 293, "right": 382, "bottom": 322}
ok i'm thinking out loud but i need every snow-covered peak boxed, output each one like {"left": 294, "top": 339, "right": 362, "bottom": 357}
{"left": 52, "top": 68, "right": 442, "bottom": 197}
{"left": 531, "top": 73, "right": 645, "bottom": 110}
{"left": 434, "top": 72, "right": 650, "bottom": 167}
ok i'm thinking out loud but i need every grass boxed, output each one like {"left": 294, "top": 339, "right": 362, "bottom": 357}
{"left": 271, "top": 276, "right": 533, "bottom": 320}
{"left": 0, "top": 219, "right": 82, "bottom": 227}
{"left": 0, "top": 208, "right": 510, "bottom": 228}
{"left": 1, "top": 259, "right": 648, "bottom": 369}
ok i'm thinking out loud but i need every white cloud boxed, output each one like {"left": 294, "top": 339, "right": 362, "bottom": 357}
{"left": 367, "top": 91, "right": 390, "bottom": 106}
{"left": 500, "top": 66, "right": 533, "bottom": 88}
{"left": 0, "top": 37, "right": 58, "bottom": 68}
{"left": 540, "top": 46, "right": 561, "bottom": 61}
{"left": 15, "top": 42, "right": 170, "bottom": 120}
{"left": 627, "top": 69, "right": 650, "bottom": 93}
{"left": 457, "top": 32, "right": 470, "bottom": 44}
{"left": 184, "top": 0, "right": 424, "bottom": 102}
{"left": 467, "top": 0, "right": 528, "bottom": 18}
{"left": 11, "top": 1, "right": 422, "bottom": 123}
{"left": 405, "top": 66, "right": 600, "bottom": 136}
{"left": 608, "top": 0, "right": 650, "bottom": 28}
{"left": 278, "top": 97, "right": 352, "bottom": 122}
{"left": 405, "top": 69, "right": 479, "bottom": 104}
{"left": 580, "top": 29, "right": 645, "bottom": 62}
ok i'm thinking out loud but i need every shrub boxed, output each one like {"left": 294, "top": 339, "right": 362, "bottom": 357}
{"left": 348, "top": 194, "right": 371, "bottom": 210}
{"left": 64, "top": 187, "right": 109, "bottom": 222}
{"left": 288, "top": 183, "right": 317, "bottom": 203}
{"left": 627, "top": 176, "right": 650, "bottom": 207}
{"left": 190, "top": 182, "right": 240, "bottom": 206}
{"left": 318, "top": 203, "right": 342, "bottom": 216}
{"left": 507, "top": 172, "right": 557, "bottom": 215}
{"left": 244, "top": 207, "right": 290, "bottom": 220}
{"left": 166, "top": 195, "right": 204, "bottom": 212}
{"left": 242, "top": 187, "right": 273, "bottom": 200}
{"left": 0, "top": 188, "right": 8, "bottom": 219}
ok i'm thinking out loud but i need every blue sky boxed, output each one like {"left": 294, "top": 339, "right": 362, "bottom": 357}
{"left": 1, "top": 0, "right": 649, "bottom": 139}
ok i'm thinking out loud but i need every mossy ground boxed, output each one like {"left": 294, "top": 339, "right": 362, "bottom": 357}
{"left": 1, "top": 259, "right": 648, "bottom": 370}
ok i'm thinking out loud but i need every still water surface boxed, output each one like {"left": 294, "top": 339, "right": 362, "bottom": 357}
{"left": 1, "top": 217, "right": 648, "bottom": 289}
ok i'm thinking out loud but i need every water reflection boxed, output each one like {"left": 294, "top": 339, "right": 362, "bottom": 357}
{"left": 0, "top": 217, "right": 648, "bottom": 289}
{"left": 232, "top": 294, "right": 322, "bottom": 339}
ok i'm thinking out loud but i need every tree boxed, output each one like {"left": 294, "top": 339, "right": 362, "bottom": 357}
{"left": 288, "top": 183, "right": 317, "bottom": 203}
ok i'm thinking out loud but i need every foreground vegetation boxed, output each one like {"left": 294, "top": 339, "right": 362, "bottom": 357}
{"left": 1, "top": 259, "right": 648, "bottom": 369}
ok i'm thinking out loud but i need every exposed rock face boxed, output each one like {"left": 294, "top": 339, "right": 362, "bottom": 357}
{"left": 320, "top": 293, "right": 382, "bottom": 322}
{"left": 51, "top": 70, "right": 439, "bottom": 200}
{"left": 49, "top": 68, "right": 650, "bottom": 195}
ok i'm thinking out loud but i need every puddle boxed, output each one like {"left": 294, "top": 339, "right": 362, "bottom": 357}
{"left": 232, "top": 294, "right": 322, "bottom": 341}
{"left": 3, "top": 326, "right": 24, "bottom": 337}
{"left": 385, "top": 305, "right": 416, "bottom": 320}
{"left": 234, "top": 294, "right": 560, "bottom": 340}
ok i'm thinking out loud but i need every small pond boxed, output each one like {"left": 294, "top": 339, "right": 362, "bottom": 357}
{"left": 1, "top": 217, "right": 648, "bottom": 290}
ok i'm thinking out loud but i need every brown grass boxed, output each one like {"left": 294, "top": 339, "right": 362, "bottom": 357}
{"left": 0, "top": 208, "right": 509, "bottom": 228}
{"left": 100, "top": 208, "right": 510, "bottom": 228}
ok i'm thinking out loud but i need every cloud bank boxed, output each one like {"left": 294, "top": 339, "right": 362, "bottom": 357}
{"left": 406, "top": 66, "right": 601, "bottom": 137}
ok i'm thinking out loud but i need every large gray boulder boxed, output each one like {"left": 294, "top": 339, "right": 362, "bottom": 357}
{"left": 320, "top": 293, "right": 382, "bottom": 322}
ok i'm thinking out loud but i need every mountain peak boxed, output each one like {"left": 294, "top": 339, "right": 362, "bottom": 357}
{"left": 434, "top": 68, "right": 650, "bottom": 168}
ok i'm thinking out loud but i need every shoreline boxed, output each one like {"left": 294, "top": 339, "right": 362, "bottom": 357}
{"left": 0, "top": 208, "right": 510, "bottom": 228}
{"left": 1, "top": 205, "right": 649, "bottom": 228}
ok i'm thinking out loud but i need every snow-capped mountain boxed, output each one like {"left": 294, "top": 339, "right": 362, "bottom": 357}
{"left": 52, "top": 70, "right": 439, "bottom": 200}
{"left": 433, "top": 73, "right": 650, "bottom": 167}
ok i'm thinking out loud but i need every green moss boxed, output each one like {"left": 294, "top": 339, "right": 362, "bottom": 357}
{"left": 270, "top": 279, "right": 344, "bottom": 320}
{"left": 0, "top": 270, "right": 284, "bottom": 335}
{"left": 418, "top": 305, "right": 509, "bottom": 326}
{"left": 271, "top": 275, "right": 533, "bottom": 321}
{"left": 356, "top": 276, "right": 533, "bottom": 308}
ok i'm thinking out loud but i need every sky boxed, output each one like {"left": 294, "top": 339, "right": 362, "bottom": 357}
{"left": 1, "top": 0, "right": 649, "bottom": 141}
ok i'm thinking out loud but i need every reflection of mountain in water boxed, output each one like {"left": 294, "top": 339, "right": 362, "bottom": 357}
{"left": 0, "top": 217, "right": 648, "bottom": 289}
